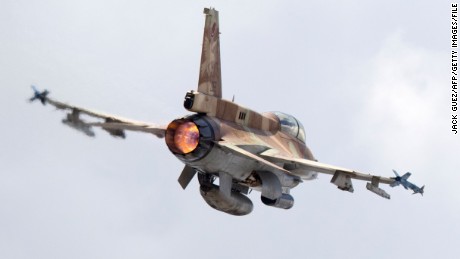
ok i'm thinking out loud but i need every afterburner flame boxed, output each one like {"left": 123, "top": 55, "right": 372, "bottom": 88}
{"left": 174, "top": 122, "right": 200, "bottom": 154}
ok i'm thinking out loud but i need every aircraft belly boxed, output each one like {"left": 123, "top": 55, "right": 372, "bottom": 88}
{"left": 187, "top": 144, "right": 268, "bottom": 181}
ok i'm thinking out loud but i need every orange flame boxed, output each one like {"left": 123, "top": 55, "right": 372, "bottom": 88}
{"left": 174, "top": 122, "right": 200, "bottom": 154}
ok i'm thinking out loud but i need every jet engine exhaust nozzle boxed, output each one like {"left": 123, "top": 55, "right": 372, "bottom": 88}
{"left": 166, "top": 115, "right": 217, "bottom": 163}
{"left": 166, "top": 119, "right": 200, "bottom": 154}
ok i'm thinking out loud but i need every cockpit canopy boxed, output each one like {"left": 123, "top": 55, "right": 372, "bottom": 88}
{"left": 272, "top": 112, "right": 306, "bottom": 143}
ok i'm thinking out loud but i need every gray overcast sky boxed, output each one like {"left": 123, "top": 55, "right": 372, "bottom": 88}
{"left": 0, "top": 0, "right": 458, "bottom": 258}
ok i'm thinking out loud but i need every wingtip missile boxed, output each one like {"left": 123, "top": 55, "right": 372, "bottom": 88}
{"left": 390, "top": 169, "right": 425, "bottom": 196}
{"left": 29, "top": 85, "right": 49, "bottom": 105}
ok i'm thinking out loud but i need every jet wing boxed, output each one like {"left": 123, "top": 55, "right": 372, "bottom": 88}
{"left": 216, "top": 141, "right": 292, "bottom": 175}
{"left": 260, "top": 151, "right": 392, "bottom": 183}
{"left": 44, "top": 96, "right": 166, "bottom": 138}
{"left": 259, "top": 150, "right": 395, "bottom": 198}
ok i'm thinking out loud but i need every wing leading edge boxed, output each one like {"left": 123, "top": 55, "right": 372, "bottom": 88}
{"left": 215, "top": 140, "right": 395, "bottom": 199}
{"left": 30, "top": 87, "right": 166, "bottom": 138}
{"left": 258, "top": 149, "right": 395, "bottom": 199}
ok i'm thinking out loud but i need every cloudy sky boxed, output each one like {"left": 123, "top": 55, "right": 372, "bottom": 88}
{"left": 0, "top": 0, "right": 457, "bottom": 258}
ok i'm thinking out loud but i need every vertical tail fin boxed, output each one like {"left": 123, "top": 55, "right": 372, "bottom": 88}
{"left": 197, "top": 8, "right": 222, "bottom": 98}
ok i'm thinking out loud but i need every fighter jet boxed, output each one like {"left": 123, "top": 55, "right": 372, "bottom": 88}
{"left": 390, "top": 170, "right": 425, "bottom": 195}
{"left": 29, "top": 8, "right": 423, "bottom": 216}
